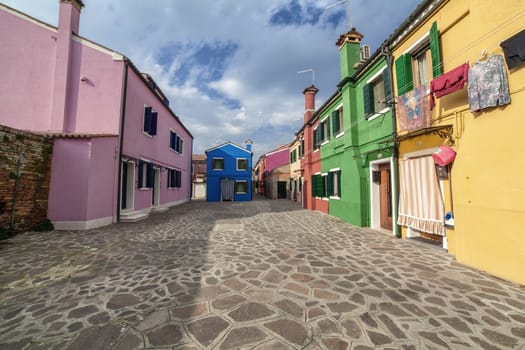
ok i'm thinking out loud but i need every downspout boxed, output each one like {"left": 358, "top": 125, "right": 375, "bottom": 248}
{"left": 116, "top": 59, "right": 129, "bottom": 222}
{"left": 381, "top": 44, "right": 401, "bottom": 238}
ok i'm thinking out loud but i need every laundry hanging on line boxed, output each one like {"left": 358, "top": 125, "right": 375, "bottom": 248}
{"left": 500, "top": 29, "right": 525, "bottom": 70}
{"left": 467, "top": 54, "right": 510, "bottom": 112}
{"left": 429, "top": 63, "right": 469, "bottom": 110}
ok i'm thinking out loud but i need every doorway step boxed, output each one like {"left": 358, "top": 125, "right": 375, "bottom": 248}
{"left": 120, "top": 209, "right": 149, "bottom": 222}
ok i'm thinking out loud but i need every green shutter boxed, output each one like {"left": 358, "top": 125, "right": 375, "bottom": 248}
{"left": 383, "top": 68, "right": 392, "bottom": 99}
{"left": 332, "top": 111, "right": 338, "bottom": 134}
{"left": 325, "top": 119, "right": 330, "bottom": 140}
{"left": 319, "top": 124, "right": 325, "bottom": 142}
{"left": 327, "top": 172, "right": 334, "bottom": 197}
{"left": 363, "top": 83, "right": 375, "bottom": 117}
{"left": 311, "top": 175, "right": 317, "bottom": 197}
{"left": 337, "top": 171, "right": 342, "bottom": 197}
{"left": 395, "top": 53, "right": 413, "bottom": 95}
{"left": 429, "top": 21, "right": 442, "bottom": 78}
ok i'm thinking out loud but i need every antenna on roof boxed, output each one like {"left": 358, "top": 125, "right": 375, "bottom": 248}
{"left": 297, "top": 69, "right": 315, "bottom": 85}
{"left": 325, "top": 0, "right": 352, "bottom": 29}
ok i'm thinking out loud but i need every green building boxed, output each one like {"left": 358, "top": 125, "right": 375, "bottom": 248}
{"left": 318, "top": 28, "right": 398, "bottom": 235}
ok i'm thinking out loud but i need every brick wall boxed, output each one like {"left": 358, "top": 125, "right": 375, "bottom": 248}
{"left": 0, "top": 125, "right": 53, "bottom": 233}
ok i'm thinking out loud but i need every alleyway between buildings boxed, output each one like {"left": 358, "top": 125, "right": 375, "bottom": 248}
{"left": 1, "top": 197, "right": 524, "bottom": 349}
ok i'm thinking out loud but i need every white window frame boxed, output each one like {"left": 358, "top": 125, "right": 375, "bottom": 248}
{"left": 329, "top": 168, "right": 341, "bottom": 200}
{"left": 334, "top": 103, "right": 345, "bottom": 138}
{"left": 235, "top": 180, "right": 248, "bottom": 194}
{"left": 139, "top": 161, "right": 148, "bottom": 189}
{"left": 212, "top": 157, "right": 224, "bottom": 171}
{"left": 402, "top": 31, "right": 431, "bottom": 94}
{"left": 236, "top": 157, "right": 248, "bottom": 171}
{"left": 366, "top": 67, "right": 391, "bottom": 121}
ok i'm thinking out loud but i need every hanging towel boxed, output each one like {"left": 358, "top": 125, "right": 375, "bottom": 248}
{"left": 430, "top": 63, "right": 469, "bottom": 110}
{"left": 467, "top": 55, "right": 510, "bottom": 112}
{"left": 500, "top": 29, "right": 525, "bottom": 70}
{"left": 397, "top": 86, "right": 430, "bottom": 132}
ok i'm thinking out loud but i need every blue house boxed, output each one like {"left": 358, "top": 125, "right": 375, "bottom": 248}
{"left": 205, "top": 141, "right": 253, "bottom": 202}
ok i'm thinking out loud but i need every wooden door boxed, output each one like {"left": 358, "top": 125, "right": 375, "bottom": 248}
{"left": 379, "top": 164, "right": 393, "bottom": 230}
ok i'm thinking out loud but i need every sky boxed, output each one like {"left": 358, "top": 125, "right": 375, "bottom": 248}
{"left": 3, "top": 0, "right": 421, "bottom": 160}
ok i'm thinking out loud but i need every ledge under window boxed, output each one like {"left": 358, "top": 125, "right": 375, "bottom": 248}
{"left": 335, "top": 131, "right": 344, "bottom": 138}
{"left": 366, "top": 107, "right": 390, "bottom": 122}
{"left": 330, "top": 196, "right": 341, "bottom": 200}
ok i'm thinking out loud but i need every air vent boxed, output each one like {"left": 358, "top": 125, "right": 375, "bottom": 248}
{"left": 360, "top": 45, "right": 370, "bottom": 61}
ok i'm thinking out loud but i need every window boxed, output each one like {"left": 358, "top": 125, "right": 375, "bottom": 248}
{"left": 311, "top": 173, "right": 327, "bottom": 198}
{"left": 364, "top": 69, "right": 391, "bottom": 119}
{"left": 300, "top": 139, "right": 305, "bottom": 157}
{"left": 169, "top": 130, "right": 183, "bottom": 153}
{"left": 143, "top": 106, "right": 158, "bottom": 136}
{"left": 235, "top": 181, "right": 248, "bottom": 194}
{"left": 137, "top": 161, "right": 153, "bottom": 188}
{"left": 290, "top": 149, "right": 297, "bottom": 164}
{"left": 328, "top": 170, "right": 342, "bottom": 198}
{"left": 168, "top": 169, "right": 182, "bottom": 188}
{"left": 320, "top": 118, "right": 330, "bottom": 143}
{"left": 212, "top": 158, "right": 224, "bottom": 170}
{"left": 395, "top": 21, "right": 442, "bottom": 96}
{"left": 332, "top": 107, "right": 344, "bottom": 135}
{"left": 313, "top": 119, "right": 330, "bottom": 150}
{"left": 237, "top": 158, "right": 248, "bottom": 171}
{"left": 313, "top": 127, "right": 320, "bottom": 150}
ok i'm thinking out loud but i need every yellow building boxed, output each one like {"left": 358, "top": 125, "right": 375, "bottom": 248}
{"left": 389, "top": 0, "right": 525, "bottom": 284}
{"left": 289, "top": 136, "right": 304, "bottom": 205}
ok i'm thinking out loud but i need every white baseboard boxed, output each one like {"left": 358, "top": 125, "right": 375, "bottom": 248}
{"left": 52, "top": 216, "right": 114, "bottom": 230}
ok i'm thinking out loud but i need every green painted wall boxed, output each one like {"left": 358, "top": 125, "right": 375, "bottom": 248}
{"left": 320, "top": 55, "right": 396, "bottom": 227}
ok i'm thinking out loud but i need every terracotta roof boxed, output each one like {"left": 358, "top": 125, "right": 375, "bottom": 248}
{"left": 192, "top": 154, "right": 206, "bottom": 161}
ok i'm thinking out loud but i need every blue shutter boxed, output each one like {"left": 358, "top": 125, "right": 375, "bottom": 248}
{"left": 146, "top": 163, "right": 153, "bottom": 188}
{"left": 150, "top": 112, "right": 158, "bottom": 135}
{"left": 143, "top": 107, "right": 152, "bottom": 132}
{"left": 175, "top": 136, "right": 180, "bottom": 152}
{"left": 170, "top": 131, "right": 175, "bottom": 149}
{"left": 178, "top": 138, "right": 183, "bottom": 153}
{"left": 137, "top": 161, "right": 144, "bottom": 188}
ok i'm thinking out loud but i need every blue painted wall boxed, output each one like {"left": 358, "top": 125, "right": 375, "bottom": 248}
{"left": 205, "top": 143, "right": 253, "bottom": 202}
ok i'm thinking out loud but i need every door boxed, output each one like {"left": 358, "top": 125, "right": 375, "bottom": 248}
{"left": 120, "top": 161, "right": 135, "bottom": 210}
{"left": 379, "top": 164, "right": 393, "bottom": 230}
{"left": 152, "top": 168, "right": 160, "bottom": 207}
{"left": 220, "top": 178, "right": 234, "bottom": 201}
{"left": 277, "top": 181, "right": 287, "bottom": 199}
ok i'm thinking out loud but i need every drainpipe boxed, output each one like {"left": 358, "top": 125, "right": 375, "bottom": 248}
{"left": 381, "top": 44, "right": 401, "bottom": 238}
{"left": 116, "top": 60, "right": 129, "bottom": 222}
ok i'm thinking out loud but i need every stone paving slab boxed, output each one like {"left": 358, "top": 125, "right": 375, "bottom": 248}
{"left": 1, "top": 197, "right": 524, "bottom": 349}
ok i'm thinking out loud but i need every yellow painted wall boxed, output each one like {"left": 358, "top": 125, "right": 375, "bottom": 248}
{"left": 289, "top": 139, "right": 302, "bottom": 182}
{"left": 392, "top": 0, "right": 525, "bottom": 284}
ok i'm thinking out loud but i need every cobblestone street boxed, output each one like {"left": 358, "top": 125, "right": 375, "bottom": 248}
{"left": 1, "top": 197, "right": 524, "bottom": 350}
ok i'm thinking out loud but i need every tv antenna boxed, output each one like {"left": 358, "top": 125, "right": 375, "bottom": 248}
{"left": 325, "top": 0, "right": 352, "bottom": 29}
{"left": 297, "top": 69, "right": 315, "bottom": 85}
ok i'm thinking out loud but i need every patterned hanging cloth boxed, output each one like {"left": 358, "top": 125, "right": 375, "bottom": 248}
{"left": 467, "top": 54, "right": 511, "bottom": 112}
{"left": 396, "top": 86, "right": 430, "bottom": 132}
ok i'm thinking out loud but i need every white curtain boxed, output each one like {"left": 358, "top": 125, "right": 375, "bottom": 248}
{"left": 398, "top": 156, "right": 445, "bottom": 236}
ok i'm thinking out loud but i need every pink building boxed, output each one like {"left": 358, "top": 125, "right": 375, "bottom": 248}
{"left": 0, "top": 0, "right": 192, "bottom": 229}
{"left": 262, "top": 145, "right": 290, "bottom": 199}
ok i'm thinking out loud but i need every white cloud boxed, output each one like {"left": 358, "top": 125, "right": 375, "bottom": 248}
{"left": 3, "top": 0, "right": 421, "bottom": 159}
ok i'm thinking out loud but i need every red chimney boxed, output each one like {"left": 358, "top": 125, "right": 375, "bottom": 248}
{"left": 303, "top": 85, "right": 319, "bottom": 124}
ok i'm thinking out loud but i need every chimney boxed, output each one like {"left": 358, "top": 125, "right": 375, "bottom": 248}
{"left": 50, "top": 0, "right": 84, "bottom": 132}
{"left": 303, "top": 85, "right": 319, "bottom": 124}
{"left": 336, "top": 27, "right": 363, "bottom": 79}
{"left": 245, "top": 139, "right": 253, "bottom": 152}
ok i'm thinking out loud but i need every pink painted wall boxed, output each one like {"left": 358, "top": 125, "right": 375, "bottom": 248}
{"left": 48, "top": 137, "right": 119, "bottom": 222}
{"left": 68, "top": 40, "right": 123, "bottom": 134}
{"left": 265, "top": 148, "right": 289, "bottom": 173}
{"left": 48, "top": 138, "right": 91, "bottom": 221}
{"left": 0, "top": 7, "right": 56, "bottom": 131}
{"left": 123, "top": 67, "right": 192, "bottom": 211}
{"left": 0, "top": 6, "right": 123, "bottom": 134}
{"left": 86, "top": 137, "right": 119, "bottom": 220}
